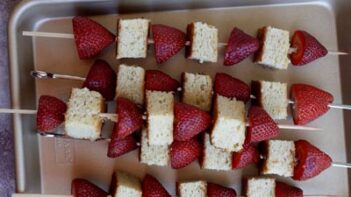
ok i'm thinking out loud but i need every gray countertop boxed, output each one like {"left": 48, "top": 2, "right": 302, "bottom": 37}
{"left": 0, "top": 0, "right": 21, "bottom": 196}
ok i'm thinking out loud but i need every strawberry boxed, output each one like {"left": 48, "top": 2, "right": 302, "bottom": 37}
{"left": 72, "top": 16, "right": 115, "bottom": 59}
{"left": 113, "top": 97, "right": 144, "bottom": 139}
{"left": 37, "top": 95, "right": 67, "bottom": 132}
{"left": 152, "top": 24, "right": 186, "bottom": 64}
{"left": 293, "top": 140, "right": 332, "bottom": 181}
{"left": 275, "top": 181, "right": 303, "bottom": 197}
{"left": 107, "top": 135, "right": 138, "bottom": 158}
{"left": 224, "top": 27, "right": 259, "bottom": 66}
{"left": 214, "top": 73, "right": 250, "bottom": 102}
{"left": 145, "top": 70, "right": 180, "bottom": 92}
{"left": 83, "top": 59, "right": 117, "bottom": 101}
{"left": 232, "top": 144, "right": 260, "bottom": 169}
{"left": 246, "top": 106, "right": 279, "bottom": 143}
{"left": 290, "top": 30, "right": 328, "bottom": 65}
{"left": 71, "top": 178, "right": 108, "bottom": 197}
{"left": 207, "top": 182, "right": 237, "bottom": 197}
{"left": 170, "top": 138, "right": 201, "bottom": 169}
{"left": 142, "top": 174, "right": 171, "bottom": 197}
{"left": 174, "top": 103, "right": 212, "bottom": 141}
{"left": 291, "top": 84, "right": 333, "bottom": 125}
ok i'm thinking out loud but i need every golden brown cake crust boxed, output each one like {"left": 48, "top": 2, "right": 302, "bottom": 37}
{"left": 254, "top": 26, "right": 268, "bottom": 63}
{"left": 185, "top": 23, "right": 195, "bottom": 58}
{"left": 251, "top": 80, "right": 263, "bottom": 107}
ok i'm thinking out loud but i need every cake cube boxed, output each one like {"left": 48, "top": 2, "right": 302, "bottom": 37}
{"left": 177, "top": 181, "right": 207, "bottom": 197}
{"left": 254, "top": 26, "right": 290, "bottom": 69}
{"left": 65, "top": 88, "right": 104, "bottom": 141}
{"left": 261, "top": 140, "right": 295, "bottom": 177}
{"left": 146, "top": 90, "right": 174, "bottom": 145}
{"left": 110, "top": 171, "right": 142, "bottom": 197}
{"left": 116, "top": 18, "right": 150, "bottom": 59}
{"left": 182, "top": 72, "right": 213, "bottom": 111}
{"left": 211, "top": 95, "right": 246, "bottom": 152}
{"left": 116, "top": 64, "right": 145, "bottom": 105}
{"left": 187, "top": 22, "right": 218, "bottom": 63}
{"left": 246, "top": 177, "right": 276, "bottom": 197}
{"left": 251, "top": 80, "right": 288, "bottom": 120}
{"left": 202, "top": 133, "right": 232, "bottom": 171}
{"left": 140, "top": 128, "right": 170, "bottom": 166}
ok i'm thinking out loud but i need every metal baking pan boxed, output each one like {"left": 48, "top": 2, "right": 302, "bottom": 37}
{"left": 9, "top": 0, "right": 351, "bottom": 195}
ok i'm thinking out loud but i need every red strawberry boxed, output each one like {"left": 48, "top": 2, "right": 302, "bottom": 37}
{"left": 113, "top": 97, "right": 144, "bottom": 139}
{"left": 214, "top": 73, "right": 250, "bottom": 102}
{"left": 291, "top": 84, "right": 333, "bottom": 125}
{"left": 246, "top": 106, "right": 279, "bottom": 143}
{"left": 72, "top": 16, "right": 115, "bottom": 59}
{"left": 152, "top": 24, "right": 186, "bottom": 64}
{"left": 232, "top": 144, "right": 260, "bottom": 169}
{"left": 71, "top": 178, "right": 108, "bottom": 197}
{"left": 275, "top": 181, "right": 303, "bottom": 197}
{"left": 174, "top": 103, "right": 212, "bottom": 141}
{"left": 145, "top": 70, "right": 180, "bottom": 92}
{"left": 107, "top": 135, "right": 138, "bottom": 158}
{"left": 293, "top": 140, "right": 332, "bottom": 181}
{"left": 142, "top": 174, "right": 171, "bottom": 197}
{"left": 83, "top": 59, "right": 117, "bottom": 101}
{"left": 224, "top": 27, "right": 259, "bottom": 66}
{"left": 290, "top": 30, "right": 328, "bottom": 65}
{"left": 207, "top": 182, "right": 237, "bottom": 197}
{"left": 170, "top": 138, "right": 201, "bottom": 169}
{"left": 37, "top": 95, "right": 67, "bottom": 132}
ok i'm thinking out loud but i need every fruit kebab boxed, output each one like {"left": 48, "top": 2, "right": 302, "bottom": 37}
{"left": 22, "top": 16, "right": 346, "bottom": 65}
{"left": 2, "top": 90, "right": 350, "bottom": 173}
{"left": 0, "top": 91, "right": 316, "bottom": 143}
{"left": 0, "top": 62, "right": 322, "bottom": 151}
{"left": 30, "top": 68, "right": 321, "bottom": 134}
{"left": 173, "top": 106, "right": 351, "bottom": 175}
{"left": 14, "top": 171, "right": 339, "bottom": 197}
{"left": 31, "top": 62, "right": 351, "bottom": 125}
{"left": 230, "top": 139, "right": 350, "bottom": 182}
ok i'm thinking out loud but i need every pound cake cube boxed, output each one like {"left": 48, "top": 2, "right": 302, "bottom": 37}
{"left": 182, "top": 72, "right": 213, "bottom": 111}
{"left": 254, "top": 26, "right": 290, "bottom": 69}
{"left": 177, "top": 181, "right": 207, "bottom": 197}
{"left": 246, "top": 177, "right": 276, "bottom": 197}
{"left": 65, "top": 88, "right": 104, "bottom": 141}
{"left": 140, "top": 128, "right": 170, "bottom": 166}
{"left": 187, "top": 22, "right": 218, "bottom": 63}
{"left": 202, "top": 133, "right": 232, "bottom": 171}
{"left": 251, "top": 80, "right": 288, "bottom": 120}
{"left": 116, "top": 18, "right": 150, "bottom": 59}
{"left": 116, "top": 64, "right": 145, "bottom": 105}
{"left": 110, "top": 171, "right": 142, "bottom": 197}
{"left": 146, "top": 90, "right": 174, "bottom": 145}
{"left": 211, "top": 95, "right": 246, "bottom": 152}
{"left": 261, "top": 140, "right": 295, "bottom": 177}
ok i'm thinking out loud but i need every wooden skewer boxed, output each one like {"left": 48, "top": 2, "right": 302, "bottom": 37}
{"left": 23, "top": 31, "right": 347, "bottom": 55}
{"left": 23, "top": 31, "right": 74, "bottom": 39}
{"left": 288, "top": 99, "right": 351, "bottom": 110}
{"left": 288, "top": 48, "right": 347, "bottom": 55}
{"left": 331, "top": 162, "right": 351, "bottom": 168}
{"left": 0, "top": 108, "right": 117, "bottom": 122}
{"left": 31, "top": 71, "right": 85, "bottom": 81}
{"left": 38, "top": 131, "right": 351, "bottom": 171}
{"left": 31, "top": 71, "right": 351, "bottom": 111}
{"left": 250, "top": 95, "right": 351, "bottom": 111}
{"left": 0, "top": 107, "right": 319, "bottom": 131}
{"left": 31, "top": 70, "right": 351, "bottom": 111}
{"left": 10, "top": 195, "right": 342, "bottom": 197}
{"left": 12, "top": 195, "right": 115, "bottom": 197}
{"left": 260, "top": 155, "right": 351, "bottom": 169}
{"left": 328, "top": 51, "right": 348, "bottom": 55}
